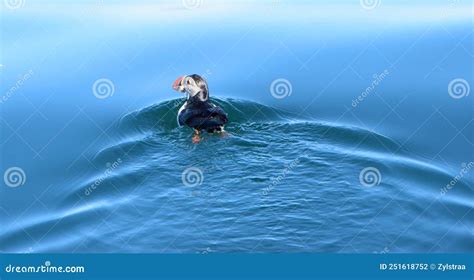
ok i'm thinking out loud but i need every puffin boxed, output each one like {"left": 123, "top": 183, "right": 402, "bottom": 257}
{"left": 172, "top": 74, "right": 228, "bottom": 143}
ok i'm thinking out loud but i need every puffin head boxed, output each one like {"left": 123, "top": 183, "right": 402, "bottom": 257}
{"left": 172, "top": 74, "right": 209, "bottom": 102}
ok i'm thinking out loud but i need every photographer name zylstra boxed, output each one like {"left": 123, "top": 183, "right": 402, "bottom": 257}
{"left": 438, "top": 263, "right": 466, "bottom": 271}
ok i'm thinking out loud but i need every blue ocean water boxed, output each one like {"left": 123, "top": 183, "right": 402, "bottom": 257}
{"left": 0, "top": 1, "right": 472, "bottom": 253}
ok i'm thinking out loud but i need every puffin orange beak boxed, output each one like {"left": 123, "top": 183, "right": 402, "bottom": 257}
{"left": 172, "top": 76, "right": 185, "bottom": 92}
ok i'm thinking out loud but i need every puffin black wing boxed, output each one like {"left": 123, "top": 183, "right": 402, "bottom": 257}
{"left": 178, "top": 103, "right": 228, "bottom": 132}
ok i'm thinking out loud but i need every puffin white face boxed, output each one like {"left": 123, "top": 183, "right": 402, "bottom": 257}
{"left": 172, "top": 74, "right": 209, "bottom": 101}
